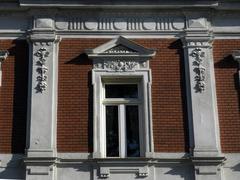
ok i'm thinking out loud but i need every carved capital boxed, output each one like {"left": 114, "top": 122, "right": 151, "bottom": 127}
{"left": 182, "top": 35, "right": 213, "bottom": 48}
{"left": 28, "top": 31, "right": 60, "bottom": 44}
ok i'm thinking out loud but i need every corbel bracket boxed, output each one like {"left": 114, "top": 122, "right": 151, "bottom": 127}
{"left": 0, "top": 50, "right": 9, "bottom": 86}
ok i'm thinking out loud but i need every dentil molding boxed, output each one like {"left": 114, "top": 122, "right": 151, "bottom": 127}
{"left": 55, "top": 15, "right": 186, "bottom": 32}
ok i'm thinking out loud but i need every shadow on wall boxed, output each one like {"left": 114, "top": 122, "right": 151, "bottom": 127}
{"left": 231, "top": 163, "right": 240, "bottom": 172}
{"left": 65, "top": 53, "right": 93, "bottom": 152}
{"left": 57, "top": 162, "right": 94, "bottom": 180}
{"left": 9, "top": 40, "right": 29, "bottom": 154}
{"left": 164, "top": 164, "right": 195, "bottom": 180}
{"left": 168, "top": 40, "right": 190, "bottom": 153}
{"left": 0, "top": 154, "right": 25, "bottom": 179}
{"left": 214, "top": 54, "right": 240, "bottom": 112}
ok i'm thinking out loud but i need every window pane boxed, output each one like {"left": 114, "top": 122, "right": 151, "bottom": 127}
{"left": 105, "top": 84, "right": 138, "bottom": 98}
{"left": 106, "top": 106, "right": 119, "bottom": 157}
{"left": 126, "top": 106, "right": 140, "bottom": 157}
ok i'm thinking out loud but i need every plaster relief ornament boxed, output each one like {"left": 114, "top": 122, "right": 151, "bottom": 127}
{"left": 104, "top": 60, "right": 138, "bottom": 71}
{"left": 191, "top": 48, "right": 206, "bottom": 93}
{"left": 34, "top": 47, "right": 49, "bottom": 93}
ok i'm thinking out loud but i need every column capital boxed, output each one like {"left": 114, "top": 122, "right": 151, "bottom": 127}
{"left": 28, "top": 30, "right": 60, "bottom": 44}
{"left": 181, "top": 32, "right": 213, "bottom": 48}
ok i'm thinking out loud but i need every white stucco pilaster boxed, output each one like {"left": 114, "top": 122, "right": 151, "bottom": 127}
{"left": 182, "top": 34, "right": 221, "bottom": 157}
{"left": 25, "top": 16, "right": 60, "bottom": 180}
{"left": 181, "top": 13, "right": 225, "bottom": 180}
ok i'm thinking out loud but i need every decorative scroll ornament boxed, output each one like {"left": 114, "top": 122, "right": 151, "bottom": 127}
{"left": 34, "top": 47, "right": 49, "bottom": 93}
{"left": 104, "top": 60, "right": 138, "bottom": 71}
{"left": 191, "top": 48, "right": 206, "bottom": 93}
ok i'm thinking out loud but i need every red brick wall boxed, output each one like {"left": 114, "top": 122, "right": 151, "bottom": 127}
{"left": 57, "top": 38, "right": 189, "bottom": 152}
{"left": 0, "top": 40, "right": 28, "bottom": 153}
{"left": 213, "top": 40, "right": 240, "bottom": 152}
{"left": 147, "top": 39, "right": 188, "bottom": 152}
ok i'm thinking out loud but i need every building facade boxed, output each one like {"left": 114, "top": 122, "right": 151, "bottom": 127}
{"left": 0, "top": 1, "right": 240, "bottom": 180}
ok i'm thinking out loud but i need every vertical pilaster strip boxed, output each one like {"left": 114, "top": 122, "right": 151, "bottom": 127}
{"left": 182, "top": 34, "right": 225, "bottom": 180}
{"left": 181, "top": 12, "right": 225, "bottom": 180}
{"left": 182, "top": 35, "right": 221, "bottom": 156}
{"left": 27, "top": 34, "right": 60, "bottom": 157}
{"left": 25, "top": 16, "right": 60, "bottom": 180}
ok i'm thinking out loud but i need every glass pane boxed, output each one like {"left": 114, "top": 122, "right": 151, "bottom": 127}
{"left": 126, "top": 106, "right": 140, "bottom": 157}
{"left": 105, "top": 84, "right": 138, "bottom": 98}
{"left": 106, "top": 106, "right": 119, "bottom": 157}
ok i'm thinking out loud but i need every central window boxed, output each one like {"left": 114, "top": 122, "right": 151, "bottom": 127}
{"left": 102, "top": 80, "right": 143, "bottom": 158}
{"left": 87, "top": 36, "right": 155, "bottom": 159}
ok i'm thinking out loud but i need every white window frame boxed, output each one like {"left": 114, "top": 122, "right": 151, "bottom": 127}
{"left": 87, "top": 36, "right": 156, "bottom": 158}
{"left": 102, "top": 79, "right": 144, "bottom": 158}
{"left": 92, "top": 72, "right": 153, "bottom": 158}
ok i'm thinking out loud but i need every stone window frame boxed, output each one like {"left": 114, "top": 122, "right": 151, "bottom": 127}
{"left": 86, "top": 36, "right": 156, "bottom": 158}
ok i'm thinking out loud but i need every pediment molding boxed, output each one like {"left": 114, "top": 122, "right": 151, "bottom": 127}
{"left": 86, "top": 36, "right": 156, "bottom": 71}
{"left": 86, "top": 36, "right": 155, "bottom": 57}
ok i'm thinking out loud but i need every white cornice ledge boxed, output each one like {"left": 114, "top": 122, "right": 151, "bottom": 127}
{"left": 19, "top": 0, "right": 219, "bottom": 9}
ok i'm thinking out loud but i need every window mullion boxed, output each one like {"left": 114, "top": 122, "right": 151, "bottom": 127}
{"left": 119, "top": 104, "right": 126, "bottom": 158}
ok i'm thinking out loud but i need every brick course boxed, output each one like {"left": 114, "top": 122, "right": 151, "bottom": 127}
{"left": 0, "top": 40, "right": 28, "bottom": 153}
{"left": 213, "top": 40, "right": 240, "bottom": 152}
{"left": 57, "top": 38, "right": 189, "bottom": 152}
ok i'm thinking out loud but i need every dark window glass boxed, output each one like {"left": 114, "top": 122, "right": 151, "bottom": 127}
{"left": 126, "top": 106, "right": 140, "bottom": 157}
{"left": 105, "top": 84, "right": 138, "bottom": 98}
{"left": 106, "top": 106, "right": 119, "bottom": 157}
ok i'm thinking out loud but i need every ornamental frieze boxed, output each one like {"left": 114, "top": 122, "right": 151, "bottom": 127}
{"left": 104, "top": 60, "right": 138, "bottom": 72}
{"left": 55, "top": 16, "right": 185, "bottom": 31}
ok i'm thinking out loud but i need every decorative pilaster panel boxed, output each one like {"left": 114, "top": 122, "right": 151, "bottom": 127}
{"left": 26, "top": 16, "right": 60, "bottom": 180}
{"left": 182, "top": 31, "right": 225, "bottom": 179}
{"left": 27, "top": 34, "right": 60, "bottom": 157}
{"left": 182, "top": 35, "right": 221, "bottom": 157}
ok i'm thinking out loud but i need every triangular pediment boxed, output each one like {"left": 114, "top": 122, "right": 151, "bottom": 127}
{"left": 86, "top": 36, "right": 155, "bottom": 57}
{"left": 104, "top": 45, "right": 137, "bottom": 54}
